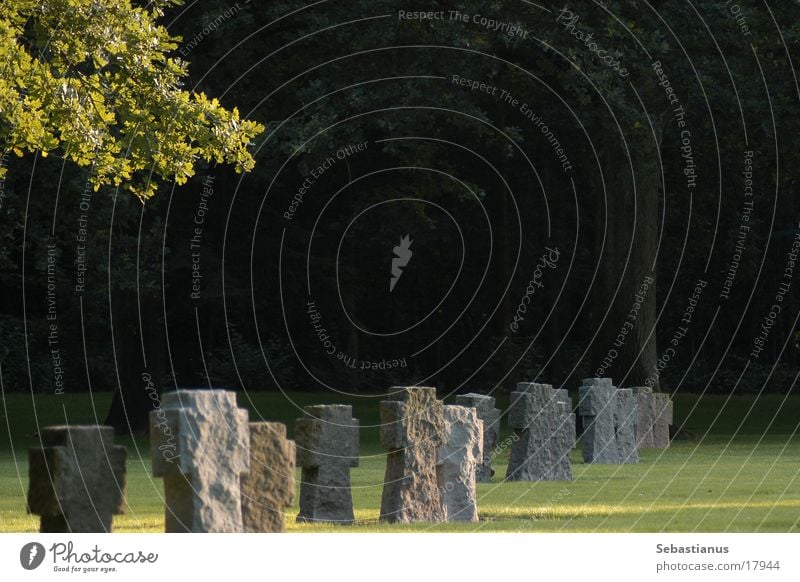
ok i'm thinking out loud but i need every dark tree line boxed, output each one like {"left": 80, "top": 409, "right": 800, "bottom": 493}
{"left": 0, "top": 1, "right": 797, "bottom": 434}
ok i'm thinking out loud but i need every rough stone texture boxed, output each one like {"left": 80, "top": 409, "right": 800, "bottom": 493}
{"left": 652, "top": 393, "right": 674, "bottom": 448}
{"left": 579, "top": 378, "right": 619, "bottom": 463}
{"left": 506, "top": 383, "right": 572, "bottom": 481}
{"left": 634, "top": 387, "right": 655, "bottom": 448}
{"left": 27, "top": 425, "right": 126, "bottom": 532}
{"left": 437, "top": 405, "right": 483, "bottom": 522}
{"left": 554, "top": 388, "right": 577, "bottom": 449}
{"left": 242, "top": 422, "right": 296, "bottom": 532}
{"left": 454, "top": 393, "right": 500, "bottom": 482}
{"left": 614, "top": 388, "right": 639, "bottom": 464}
{"left": 295, "top": 405, "right": 358, "bottom": 524}
{"left": 554, "top": 388, "right": 572, "bottom": 409}
{"left": 150, "top": 390, "right": 249, "bottom": 533}
{"left": 579, "top": 379, "right": 640, "bottom": 464}
{"left": 379, "top": 386, "right": 447, "bottom": 523}
{"left": 555, "top": 401, "right": 576, "bottom": 458}
{"left": 633, "top": 386, "right": 656, "bottom": 449}
{"left": 633, "top": 388, "right": 673, "bottom": 449}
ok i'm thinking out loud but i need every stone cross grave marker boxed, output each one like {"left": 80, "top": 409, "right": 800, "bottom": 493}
{"left": 454, "top": 393, "right": 500, "bottom": 482}
{"left": 554, "top": 388, "right": 577, "bottom": 450}
{"left": 28, "top": 425, "right": 126, "bottom": 532}
{"left": 150, "top": 390, "right": 249, "bottom": 532}
{"left": 506, "top": 383, "right": 573, "bottom": 481}
{"left": 379, "top": 386, "right": 446, "bottom": 523}
{"left": 634, "top": 386, "right": 655, "bottom": 448}
{"left": 652, "top": 393, "right": 674, "bottom": 448}
{"left": 614, "top": 388, "right": 639, "bottom": 464}
{"left": 241, "top": 421, "right": 296, "bottom": 532}
{"left": 438, "top": 405, "right": 483, "bottom": 522}
{"left": 295, "top": 405, "right": 358, "bottom": 524}
{"left": 579, "top": 379, "right": 639, "bottom": 464}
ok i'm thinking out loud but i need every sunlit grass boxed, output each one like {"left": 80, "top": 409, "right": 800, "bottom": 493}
{"left": 2, "top": 392, "right": 799, "bottom": 532}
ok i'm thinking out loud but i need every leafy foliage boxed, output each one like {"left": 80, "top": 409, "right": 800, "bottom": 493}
{"left": 0, "top": 0, "right": 263, "bottom": 200}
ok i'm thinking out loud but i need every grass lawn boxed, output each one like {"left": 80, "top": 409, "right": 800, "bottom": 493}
{"left": 1, "top": 390, "right": 799, "bottom": 532}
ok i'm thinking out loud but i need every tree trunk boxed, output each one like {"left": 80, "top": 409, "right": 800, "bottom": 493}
{"left": 104, "top": 292, "right": 165, "bottom": 435}
{"left": 590, "top": 130, "right": 661, "bottom": 390}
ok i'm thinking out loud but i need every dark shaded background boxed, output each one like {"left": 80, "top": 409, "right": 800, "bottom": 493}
{"left": 0, "top": 1, "right": 797, "bottom": 434}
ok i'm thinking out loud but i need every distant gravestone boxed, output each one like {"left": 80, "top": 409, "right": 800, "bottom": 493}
{"left": 579, "top": 378, "right": 618, "bottom": 463}
{"left": 379, "top": 386, "right": 447, "bottom": 523}
{"left": 242, "top": 422, "right": 296, "bottom": 532}
{"left": 614, "top": 388, "right": 639, "bottom": 464}
{"left": 506, "top": 383, "right": 572, "bottom": 481}
{"left": 652, "top": 393, "right": 674, "bottom": 448}
{"left": 634, "top": 387, "right": 655, "bottom": 448}
{"left": 150, "top": 390, "right": 249, "bottom": 532}
{"left": 295, "top": 405, "right": 358, "bottom": 524}
{"left": 634, "top": 387, "right": 673, "bottom": 449}
{"left": 454, "top": 393, "right": 500, "bottom": 482}
{"left": 554, "top": 388, "right": 577, "bottom": 449}
{"left": 438, "top": 405, "right": 483, "bottom": 522}
{"left": 27, "top": 425, "right": 126, "bottom": 532}
{"left": 579, "top": 379, "right": 639, "bottom": 464}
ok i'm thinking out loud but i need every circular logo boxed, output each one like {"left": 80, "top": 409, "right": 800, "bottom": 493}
{"left": 20, "top": 542, "right": 46, "bottom": 570}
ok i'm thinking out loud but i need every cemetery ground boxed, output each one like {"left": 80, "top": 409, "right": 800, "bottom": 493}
{"left": 1, "top": 391, "right": 799, "bottom": 533}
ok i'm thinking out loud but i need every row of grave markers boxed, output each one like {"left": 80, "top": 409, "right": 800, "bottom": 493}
{"left": 25, "top": 379, "right": 672, "bottom": 532}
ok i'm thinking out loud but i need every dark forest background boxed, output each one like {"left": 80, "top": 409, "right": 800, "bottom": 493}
{"left": 0, "top": 1, "right": 798, "bottom": 434}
